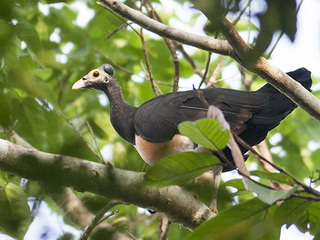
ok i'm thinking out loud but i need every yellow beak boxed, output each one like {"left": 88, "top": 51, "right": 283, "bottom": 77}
{"left": 72, "top": 79, "right": 86, "bottom": 90}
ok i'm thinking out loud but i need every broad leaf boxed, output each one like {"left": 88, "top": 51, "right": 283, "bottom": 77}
{"left": 251, "top": 170, "right": 295, "bottom": 185}
{"left": 15, "top": 20, "right": 42, "bottom": 57}
{"left": 243, "top": 178, "right": 296, "bottom": 205}
{"left": 0, "top": 183, "right": 32, "bottom": 239}
{"left": 224, "top": 179, "right": 245, "bottom": 191}
{"left": 144, "top": 152, "right": 220, "bottom": 188}
{"left": 178, "top": 118, "right": 229, "bottom": 151}
{"left": 248, "top": 0, "right": 297, "bottom": 64}
{"left": 0, "top": 19, "right": 21, "bottom": 68}
{"left": 307, "top": 202, "right": 320, "bottom": 236}
{"left": 186, "top": 198, "right": 279, "bottom": 240}
{"left": 273, "top": 197, "right": 311, "bottom": 227}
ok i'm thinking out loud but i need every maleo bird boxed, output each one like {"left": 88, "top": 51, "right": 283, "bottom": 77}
{"left": 72, "top": 64, "right": 312, "bottom": 171}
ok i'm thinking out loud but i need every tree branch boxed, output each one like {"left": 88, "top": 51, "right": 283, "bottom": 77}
{"left": 11, "top": 128, "right": 129, "bottom": 239}
{"left": 49, "top": 188, "right": 130, "bottom": 240}
{"left": 203, "top": 11, "right": 320, "bottom": 120}
{"left": 98, "top": 0, "right": 320, "bottom": 121}
{"left": 253, "top": 58, "right": 320, "bottom": 120}
{"left": 0, "top": 139, "right": 215, "bottom": 229}
{"left": 97, "top": 0, "right": 233, "bottom": 56}
{"left": 142, "top": 0, "right": 180, "bottom": 92}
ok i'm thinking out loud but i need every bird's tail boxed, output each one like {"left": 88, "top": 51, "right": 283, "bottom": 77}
{"left": 257, "top": 68, "right": 312, "bottom": 94}
{"left": 252, "top": 68, "right": 312, "bottom": 124}
{"left": 238, "top": 68, "right": 312, "bottom": 149}
{"left": 222, "top": 68, "right": 312, "bottom": 171}
{"left": 287, "top": 67, "right": 312, "bottom": 91}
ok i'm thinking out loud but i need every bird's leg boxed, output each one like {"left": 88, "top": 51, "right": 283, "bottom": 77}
{"left": 159, "top": 215, "right": 170, "bottom": 240}
{"left": 209, "top": 165, "right": 223, "bottom": 213}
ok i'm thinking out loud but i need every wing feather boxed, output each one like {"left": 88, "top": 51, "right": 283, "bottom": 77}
{"left": 134, "top": 88, "right": 269, "bottom": 142}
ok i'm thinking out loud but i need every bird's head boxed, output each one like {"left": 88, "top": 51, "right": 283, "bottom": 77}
{"left": 72, "top": 64, "right": 115, "bottom": 92}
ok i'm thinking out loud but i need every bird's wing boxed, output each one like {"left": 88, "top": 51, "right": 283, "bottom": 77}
{"left": 134, "top": 88, "right": 269, "bottom": 142}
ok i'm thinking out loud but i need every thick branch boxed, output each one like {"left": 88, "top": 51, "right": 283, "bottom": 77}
{"left": 218, "top": 16, "right": 320, "bottom": 120}
{"left": 99, "top": 0, "right": 320, "bottom": 120}
{"left": 12, "top": 132, "right": 129, "bottom": 239}
{"left": 0, "top": 139, "right": 215, "bottom": 229}
{"left": 98, "top": 0, "right": 233, "bottom": 56}
{"left": 254, "top": 58, "right": 320, "bottom": 120}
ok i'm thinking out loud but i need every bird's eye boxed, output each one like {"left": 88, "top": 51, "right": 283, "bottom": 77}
{"left": 93, "top": 71, "right": 100, "bottom": 77}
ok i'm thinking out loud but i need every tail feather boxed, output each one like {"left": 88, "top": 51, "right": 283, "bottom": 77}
{"left": 252, "top": 68, "right": 312, "bottom": 125}
{"left": 223, "top": 68, "right": 312, "bottom": 171}
{"left": 287, "top": 67, "right": 312, "bottom": 91}
{"left": 238, "top": 68, "right": 312, "bottom": 150}
{"left": 257, "top": 68, "right": 312, "bottom": 95}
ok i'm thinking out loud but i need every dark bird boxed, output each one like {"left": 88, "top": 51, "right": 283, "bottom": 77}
{"left": 72, "top": 64, "right": 312, "bottom": 171}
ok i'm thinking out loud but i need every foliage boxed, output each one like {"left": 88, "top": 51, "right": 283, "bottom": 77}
{"left": 145, "top": 119, "right": 228, "bottom": 187}
{"left": 0, "top": 0, "right": 319, "bottom": 239}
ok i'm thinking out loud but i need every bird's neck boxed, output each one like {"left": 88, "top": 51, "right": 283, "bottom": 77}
{"left": 104, "top": 82, "right": 137, "bottom": 144}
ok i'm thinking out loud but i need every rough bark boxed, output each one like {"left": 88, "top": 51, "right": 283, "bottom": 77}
{"left": 0, "top": 139, "right": 215, "bottom": 229}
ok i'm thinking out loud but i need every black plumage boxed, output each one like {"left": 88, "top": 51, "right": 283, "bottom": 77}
{"left": 72, "top": 64, "right": 312, "bottom": 171}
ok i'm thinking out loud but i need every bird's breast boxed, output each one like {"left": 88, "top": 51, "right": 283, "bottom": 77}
{"left": 134, "top": 134, "right": 194, "bottom": 166}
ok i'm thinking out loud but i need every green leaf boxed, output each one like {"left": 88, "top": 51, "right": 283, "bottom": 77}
{"left": 0, "top": 183, "right": 32, "bottom": 239}
{"left": 251, "top": 170, "right": 295, "bottom": 185}
{"left": 0, "top": 0, "right": 15, "bottom": 21}
{"left": 273, "top": 197, "right": 311, "bottom": 227}
{"left": 0, "top": 171, "right": 8, "bottom": 187}
{"left": 249, "top": 0, "right": 297, "bottom": 64}
{"left": 144, "top": 152, "right": 220, "bottom": 188}
{"left": 0, "top": 19, "right": 14, "bottom": 45}
{"left": 178, "top": 118, "right": 229, "bottom": 151}
{"left": 243, "top": 178, "right": 296, "bottom": 205}
{"left": 311, "top": 149, "right": 320, "bottom": 170}
{"left": 0, "top": 20, "right": 21, "bottom": 68}
{"left": 15, "top": 20, "right": 42, "bottom": 56}
{"left": 13, "top": 97, "right": 62, "bottom": 152}
{"left": 7, "top": 60, "right": 55, "bottom": 102}
{"left": 308, "top": 202, "right": 320, "bottom": 236}
{"left": 224, "top": 179, "right": 245, "bottom": 191}
{"left": 186, "top": 198, "right": 279, "bottom": 240}
{"left": 0, "top": 88, "right": 13, "bottom": 129}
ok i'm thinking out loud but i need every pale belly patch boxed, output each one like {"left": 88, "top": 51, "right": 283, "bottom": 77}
{"left": 134, "top": 134, "right": 195, "bottom": 166}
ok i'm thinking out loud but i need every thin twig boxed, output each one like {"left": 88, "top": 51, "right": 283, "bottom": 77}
{"left": 232, "top": 0, "right": 253, "bottom": 25}
{"left": 104, "top": 23, "right": 129, "bottom": 40}
{"left": 198, "top": 52, "right": 212, "bottom": 89}
{"left": 97, "top": 1, "right": 141, "bottom": 37}
{"left": 254, "top": 142, "right": 291, "bottom": 190}
{"left": 58, "top": 72, "right": 72, "bottom": 104}
{"left": 233, "top": 134, "right": 320, "bottom": 197}
{"left": 95, "top": 48, "right": 134, "bottom": 74}
{"left": 266, "top": 0, "right": 304, "bottom": 58}
{"left": 206, "top": 56, "right": 226, "bottom": 88}
{"left": 176, "top": 44, "right": 204, "bottom": 78}
{"left": 56, "top": 110, "right": 102, "bottom": 162}
{"left": 98, "top": 0, "right": 320, "bottom": 120}
{"left": 142, "top": 0, "right": 180, "bottom": 92}
{"left": 98, "top": 0, "right": 233, "bottom": 55}
{"left": 79, "top": 200, "right": 122, "bottom": 240}
{"left": 140, "top": 28, "right": 162, "bottom": 96}
{"left": 95, "top": 48, "right": 172, "bottom": 86}
{"left": 291, "top": 194, "right": 320, "bottom": 201}
{"left": 85, "top": 121, "right": 104, "bottom": 163}
{"left": 241, "top": 172, "right": 276, "bottom": 190}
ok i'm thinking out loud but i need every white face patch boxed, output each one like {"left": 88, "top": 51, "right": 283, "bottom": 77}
{"left": 134, "top": 134, "right": 194, "bottom": 166}
{"left": 0, "top": 139, "right": 9, "bottom": 159}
